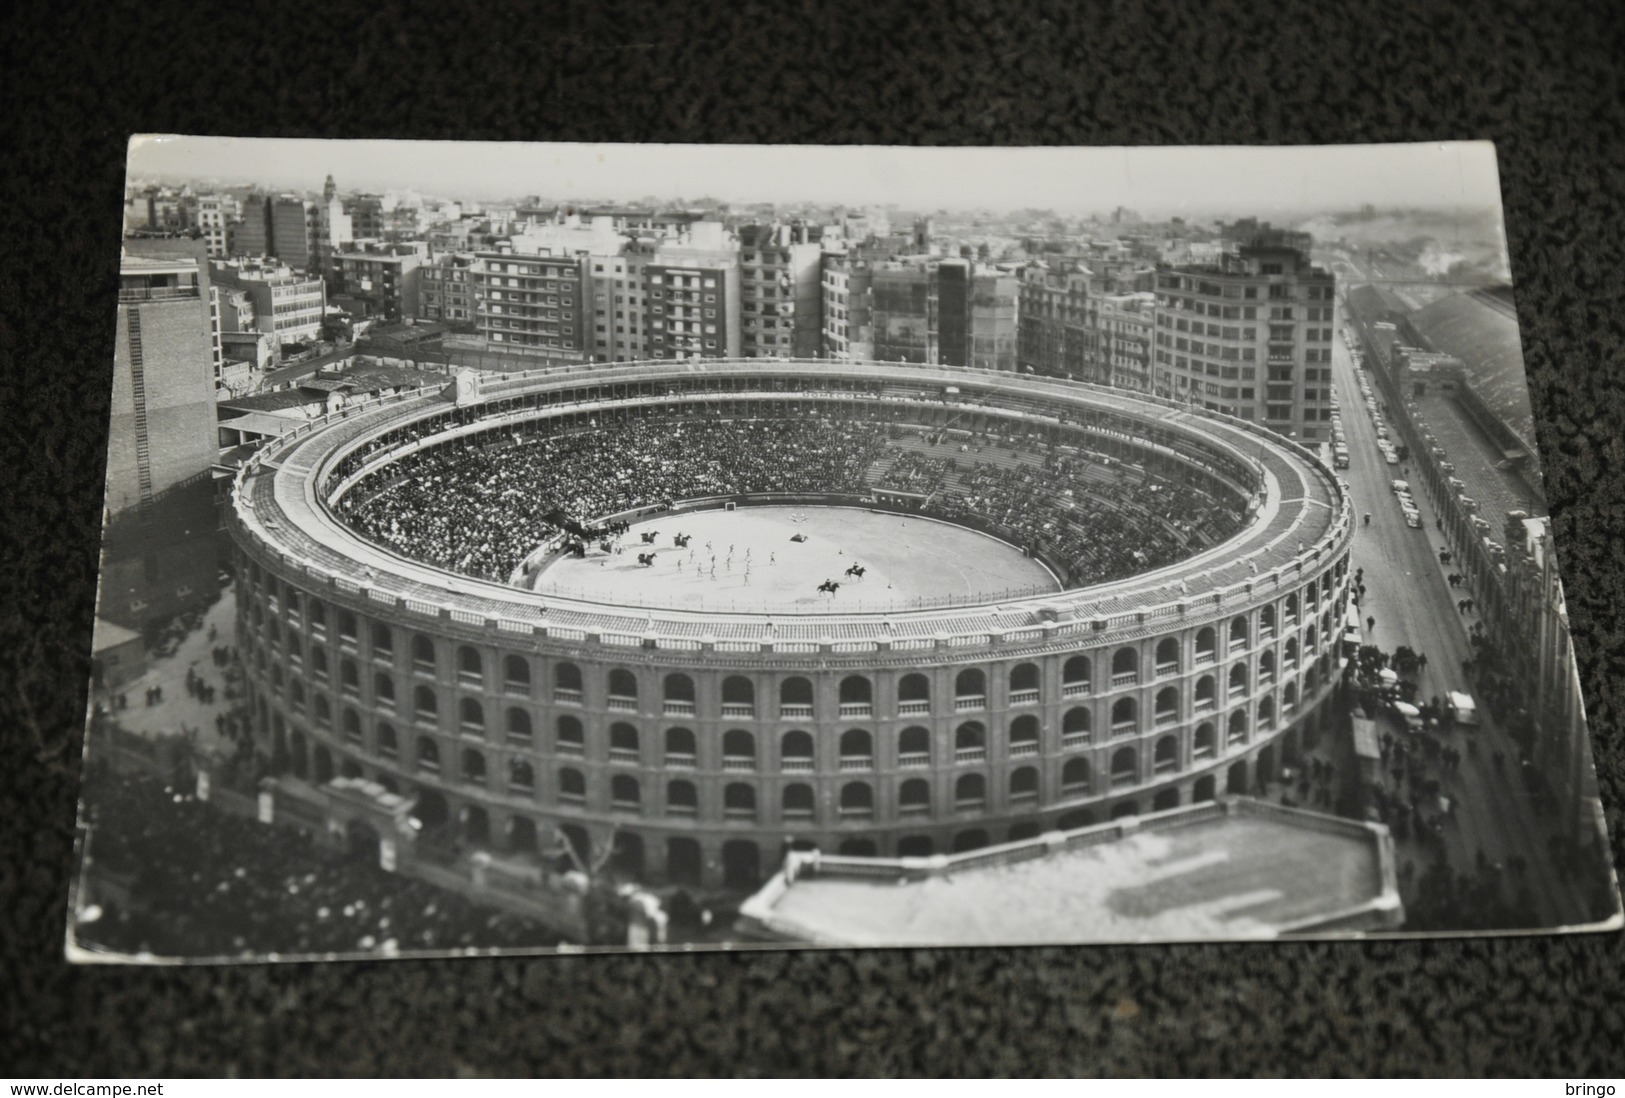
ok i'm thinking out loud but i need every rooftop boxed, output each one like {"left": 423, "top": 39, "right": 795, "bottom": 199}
{"left": 1404, "top": 289, "right": 1534, "bottom": 450}
{"left": 738, "top": 798, "right": 1401, "bottom": 946}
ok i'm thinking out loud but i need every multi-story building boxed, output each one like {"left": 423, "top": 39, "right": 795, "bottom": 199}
{"left": 187, "top": 195, "right": 230, "bottom": 258}
{"left": 820, "top": 254, "right": 873, "bottom": 361}
{"left": 1098, "top": 293, "right": 1156, "bottom": 392}
{"left": 269, "top": 195, "right": 320, "bottom": 274}
{"left": 1154, "top": 244, "right": 1338, "bottom": 443}
{"left": 332, "top": 242, "right": 427, "bottom": 321}
{"left": 869, "top": 262, "right": 938, "bottom": 364}
{"left": 586, "top": 240, "right": 655, "bottom": 363}
{"left": 737, "top": 223, "right": 823, "bottom": 359}
{"left": 469, "top": 250, "right": 589, "bottom": 357}
{"left": 109, "top": 242, "right": 220, "bottom": 515}
{"left": 211, "top": 258, "right": 327, "bottom": 346}
{"left": 228, "top": 194, "right": 271, "bottom": 258}
{"left": 1018, "top": 261, "right": 1100, "bottom": 381}
{"left": 967, "top": 269, "right": 1019, "bottom": 372}
{"left": 642, "top": 223, "right": 741, "bottom": 361}
{"left": 345, "top": 194, "right": 387, "bottom": 241}
{"left": 418, "top": 253, "right": 478, "bottom": 331}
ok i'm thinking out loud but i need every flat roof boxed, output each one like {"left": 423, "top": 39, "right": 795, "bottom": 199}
{"left": 740, "top": 799, "right": 1399, "bottom": 946}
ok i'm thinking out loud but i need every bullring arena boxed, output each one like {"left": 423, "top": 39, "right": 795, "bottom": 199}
{"left": 230, "top": 359, "right": 1354, "bottom": 893}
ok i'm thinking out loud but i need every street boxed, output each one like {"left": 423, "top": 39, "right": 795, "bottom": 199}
{"left": 1327, "top": 304, "right": 1591, "bottom": 926}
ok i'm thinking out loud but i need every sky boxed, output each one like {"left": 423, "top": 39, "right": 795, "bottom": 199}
{"left": 127, "top": 137, "right": 1505, "bottom": 219}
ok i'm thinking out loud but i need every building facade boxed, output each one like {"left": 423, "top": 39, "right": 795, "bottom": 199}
{"left": 820, "top": 255, "right": 873, "bottom": 361}
{"left": 469, "top": 251, "right": 588, "bottom": 355}
{"left": 211, "top": 257, "right": 327, "bottom": 345}
{"left": 333, "top": 243, "right": 427, "bottom": 321}
{"left": 1154, "top": 245, "right": 1338, "bottom": 443}
{"left": 737, "top": 223, "right": 823, "bottom": 359}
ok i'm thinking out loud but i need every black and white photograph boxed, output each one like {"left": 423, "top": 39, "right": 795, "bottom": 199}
{"left": 67, "top": 137, "right": 1622, "bottom": 961}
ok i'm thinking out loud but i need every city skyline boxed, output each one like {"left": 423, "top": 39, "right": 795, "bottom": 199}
{"left": 127, "top": 137, "right": 1507, "bottom": 220}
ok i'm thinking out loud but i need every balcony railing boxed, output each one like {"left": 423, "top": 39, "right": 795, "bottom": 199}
{"left": 666, "top": 802, "right": 697, "bottom": 818}
{"left": 1155, "top": 663, "right": 1178, "bottom": 678}
{"left": 1110, "top": 671, "right": 1138, "bottom": 687}
{"left": 1110, "top": 770, "right": 1136, "bottom": 788}
{"left": 664, "top": 752, "right": 696, "bottom": 769}
{"left": 838, "top": 805, "right": 874, "bottom": 820}
{"left": 954, "top": 746, "right": 988, "bottom": 764}
{"left": 897, "top": 752, "right": 930, "bottom": 769}
{"left": 119, "top": 286, "right": 201, "bottom": 304}
{"left": 606, "top": 695, "right": 638, "bottom": 712}
{"left": 954, "top": 696, "right": 986, "bottom": 712}
{"left": 1110, "top": 720, "right": 1137, "bottom": 737}
{"left": 663, "top": 700, "right": 697, "bottom": 717}
{"left": 1062, "top": 732, "right": 1090, "bottom": 751}
{"left": 1062, "top": 682, "right": 1091, "bottom": 698}
{"left": 955, "top": 796, "right": 987, "bottom": 813}
{"left": 838, "top": 756, "right": 873, "bottom": 771}
{"left": 721, "top": 703, "right": 755, "bottom": 719}
{"left": 782, "top": 806, "right": 815, "bottom": 821}
{"left": 609, "top": 748, "right": 640, "bottom": 765}
{"left": 1009, "top": 688, "right": 1040, "bottom": 706}
{"left": 781, "top": 757, "right": 815, "bottom": 773}
{"left": 779, "top": 703, "right": 814, "bottom": 719}
{"left": 1009, "top": 741, "right": 1040, "bottom": 758}
{"left": 553, "top": 688, "right": 582, "bottom": 705}
{"left": 1155, "top": 711, "right": 1179, "bottom": 727}
{"left": 899, "top": 801, "right": 931, "bottom": 817}
{"left": 838, "top": 702, "right": 873, "bottom": 718}
{"left": 722, "top": 757, "right": 756, "bottom": 773}
{"left": 897, "top": 699, "right": 930, "bottom": 716}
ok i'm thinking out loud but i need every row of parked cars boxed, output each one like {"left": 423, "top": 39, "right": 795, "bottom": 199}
{"left": 1391, "top": 478, "right": 1423, "bottom": 528}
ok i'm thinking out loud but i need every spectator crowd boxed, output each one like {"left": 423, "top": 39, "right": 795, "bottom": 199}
{"left": 334, "top": 412, "right": 1248, "bottom": 589}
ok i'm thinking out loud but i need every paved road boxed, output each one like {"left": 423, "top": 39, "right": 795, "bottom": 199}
{"left": 1330, "top": 320, "right": 1591, "bottom": 926}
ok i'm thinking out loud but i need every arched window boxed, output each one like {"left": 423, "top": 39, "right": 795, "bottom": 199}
{"left": 897, "top": 726, "right": 930, "bottom": 766}
{"left": 839, "top": 728, "right": 873, "bottom": 768}
{"left": 1229, "top": 615, "right": 1250, "bottom": 648}
{"left": 839, "top": 781, "right": 874, "bottom": 817}
{"left": 1154, "top": 686, "right": 1179, "bottom": 724}
{"left": 1110, "top": 746, "right": 1138, "bottom": 786}
{"left": 412, "top": 634, "right": 435, "bottom": 673}
{"left": 665, "top": 726, "right": 697, "bottom": 765}
{"left": 663, "top": 673, "right": 696, "bottom": 714}
{"left": 337, "top": 609, "right": 358, "bottom": 646}
{"left": 307, "top": 599, "right": 326, "bottom": 633}
{"left": 607, "top": 668, "right": 638, "bottom": 707}
{"left": 457, "top": 645, "right": 482, "bottom": 684}
{"left": 340, "top": 658, "right": 359, "bottom": 697}
{"left": 897, "top": 673, "right": 930, "bottom": 713}
{"left": 1062, "top": 756, "right": 1091, "bottom": 794}
{"left": 554, "top": 662, "right": 583, "bottom": 700}
{"left": 721, "top": 676, "right": 754, "bottom": 715}
{"left": 1285, "top": 592, "right": 1300, "bottom": 624}
{"left": 1008, "top": 715, "right": 1040, "bottom": 755}
{"left": 413, "top": 685, "right": 437, "bottom": 723}
{"left": 782, "top": 783, "right": 815, "bottom": 819}
{"left": 723, "top": 783, "right": 757, "bottom": 820}
{"left": 899, "top": 777, "right": 931, "bottom": 814}
{"left": 1154, "top": 637, "right": 1180, "bottom": 674}
{"left": 1305, "top": 624, "right": 1318, "bottom": 653}
{"left": 509, "top": 759, "right": 535, "bottom": 793}
{"left": 1110, "top": 697, "right": 1137, "bottom": 733}
{"left": 1195, "top": 675, "right": 1216, "bottom": 709}
{"left": 1193, "top": 722, "right": 1217, "bottom": 760}
{"left": 1229, "top": 661, "right": 1250, "bottom": 697}
{"left": 954, "top": 721, "right": 986, "bottom": 760}
{"left": 313, "top": 695, "right": 331, "bottom": 728}
{"left": 1009, "top": 663, "right": 1040, "bottom": 700}
{"left": 1259, "top": 696, "right": 1276, "bottom": 728}
{"left": 722, "top": 729, "right": 756, "bottom": 770}
{"left": 458, "top": 697, "right": 484, "bottom": 734}
{"left": 1195, "top": 627, "right": 1217, "bottom": 661}
{"left": 558, "top": 767, "right": 586, "bottom": 802}
{"left": 610, "top": 774, "right": 641, "bottom": 811}
{"left": 1283, "top": 681, "right": 1299, "bottom": 713}
{"left": 1009, "top": 766, "right": 1040, "bottom": 802}
{"left": 1062, "top": 706, "right": 1091, "bottom": 743}
{"left": 1260, "top": 604, "right": 1277, "bottom": 636}
{"left": 781, "top": 729, "right": 814, "bottom": 770}
{"left": 955, "top": 773, "right": 987, "bottom": 809}
{"left": 838, "top": 675, "right": 873, "bottom": 715}
{"left": 555, "top": 714, "right": 584, "bottom": 753}
{"left": 461, "top": 748, "right": 487, "bottom": 786}
{"left": 371, "top": 623, "right": 394, "bottom": 660}
{"left": 1228, "top": 708, "right": 1248, "bottom": 744}
{"left": 1260, "top": 649, "right": 1276, "bottom": 683}
{"left": 609, "top": 722, "right": 639, "bottom": 760}
{"left": 954, "top": 668, "right": 986, "bottom": 708}
{"left": 503, "top": 655, "right": 531, "bottom": 695}
{"left": 342, "top": 708, "right": 362, "bottom": 743}
{"left": 1285, "top": 637, "right": 1300, "bottom": 668}
{"left": 416, "top": 736, "right": 440, "bottom": 773}
{"left": 1305, "top": 666, "right": 1320, "bottom": 695}
{"left": 1154, "top": 735, "right": 1179, "bottom": 774}
{"left": 376, "top": 723, "right": 398, "bottom": 760}
{"left": 1063, "top": 655, "right": 1092, "bottom": 695}
{"left": 666, "top": 779, "right": 698, "bottom": 815}
{"left": 779, "top": 677, "right": 814, "bottom": 717}
{"left": 1111, "top": 647, "right": 1139, "bottom": 685}
{"left": 505, "top": 708, "right": 532, "bottom": 744}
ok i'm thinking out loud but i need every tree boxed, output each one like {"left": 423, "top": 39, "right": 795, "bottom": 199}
{"left": 547, "top": 825, "right": 632, "bottom": 946}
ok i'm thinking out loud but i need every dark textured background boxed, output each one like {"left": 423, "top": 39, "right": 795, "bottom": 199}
{"left": 3, "top": 0, "right": 1624, "bottom": 1077}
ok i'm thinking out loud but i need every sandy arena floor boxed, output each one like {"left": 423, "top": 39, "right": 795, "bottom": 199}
{"left": 531, "top": 505, "right": 1059, "bottom": 613}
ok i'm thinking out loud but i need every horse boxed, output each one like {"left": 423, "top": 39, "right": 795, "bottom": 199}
{"left": 844, "top": 564, "right": 866, "bottom": 579}
{"left": 817, "top": 579, "right": 840, "bottom": 595}
{"left": 637, "top": 552, "right": 658, "bottom": 567}
{"left": 641, "top": 530, "right": 659, "bottom": 545}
